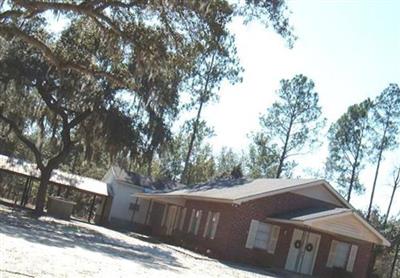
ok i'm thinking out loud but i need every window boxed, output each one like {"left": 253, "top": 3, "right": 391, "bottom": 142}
{"left": 203, "top": 211, "right": 220, "bottom": 239}
{"left": 327, "top": 240, "right": 358, "bottom": 272}
{"left": 334, "top": 241, "right": 350, "bottom": 268}
{"left": 245, "top": 220, "right": 280, "bottom": 254}
{"left": 188, "top": 209, "right": 202, "bottom": 235}
{"left": 254, "top": 222, "right": 271, "bottom": 250}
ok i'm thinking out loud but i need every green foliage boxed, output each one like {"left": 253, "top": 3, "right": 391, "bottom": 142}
{"left": 246, "top": 133, "right": 279, "bottom": 178}
{"left": 215, "top": 147, "right": 242, "bottom": 178}
{"left": 371, "top": 84, "right": 400, "bottom": 154}
{"left": 367, "top": 83, "right": 400, "bottom": 219}
{"left": 326, "top": 99, "right": 373, "bottom": 201}
{"left": 256, "top": 74, "right": 325, "bottom": 178}
{"left": 230, "top": 164, "right": 244, "bottom": 179}
{"left": 364, "top": 209, "right": 400, "bottom": 278}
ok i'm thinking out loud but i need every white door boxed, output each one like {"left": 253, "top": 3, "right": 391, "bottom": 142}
{"left": 285, "top": 229, "right": 321, "bottom": 275}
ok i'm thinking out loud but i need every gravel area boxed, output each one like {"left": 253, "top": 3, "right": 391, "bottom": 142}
{"left": 0, "top": 205, "right": 279, "bottom": 278}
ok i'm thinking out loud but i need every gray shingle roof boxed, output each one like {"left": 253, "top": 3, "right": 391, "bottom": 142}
{"left": 137, "top": 178, "right": 322, "bottom": 202}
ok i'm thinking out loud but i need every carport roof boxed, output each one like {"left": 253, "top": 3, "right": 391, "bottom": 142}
{"left": 0, "top": 154, "right": 108, "bottom": 196}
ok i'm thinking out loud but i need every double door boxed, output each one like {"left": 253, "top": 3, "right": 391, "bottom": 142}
{"left": 285, "top": 229, "right": 321, "bottom": 275}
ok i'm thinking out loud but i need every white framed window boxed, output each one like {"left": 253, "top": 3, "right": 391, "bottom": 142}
{"left": 188, "top": 209, "right": 202, "bottom": 235}
{"left": 254, "top": 222, "right": 271, "bottom": 250}
{"left": 327, "top": 240, "right": 358, "bottom": 272}
{"left": 245, "top": 220, "right": 280, "bottom": 254}
{"left": 203, "top": 211, "right": 220, "bottom": 239}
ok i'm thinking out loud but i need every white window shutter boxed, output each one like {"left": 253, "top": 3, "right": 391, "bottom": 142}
{"left": 161, "top": 205, "right": 168, "bottom": 227}
{"left": 179, "top": 208, "right": 187, "bottom": 231}
{"left": 327, "top": 240, "right": 338, "bottom": 267}
{"left": 145, "top": 201, "right": 153, "bottom": 225}
{"left": 245, "top": 220, "right": 259, "bottom": 249}
{"left": 194, "top": 210, "right": 202, "bottom": 235}
{"left": 210, "top": 212, "right": 220, "bottom": 239}
{"left": 188, "top": 209, "right": 195, "bottom": 232}
{"left": 267, "top": 225, "right": 280, "bottom": 254}
{"left": 170, "top": 206, "right": 178, "bottom": 232}
{"left": 173, "top": 207, "right": 181, "bottom": 230}
{"left": 203, "top": 211, "right": 212, "bottom": 238}
{"left": 346, "top": 245, "right": 358, "bottom": 272}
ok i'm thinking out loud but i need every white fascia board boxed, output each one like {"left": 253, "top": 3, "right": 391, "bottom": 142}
{"left": 302, "top": 210, "right": 352, "bottom": 223}
{"left": 134, "top": 192, "right": 234, "bottom": 204}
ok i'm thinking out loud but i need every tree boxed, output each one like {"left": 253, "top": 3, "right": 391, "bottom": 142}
{"left": 246, "top": 133, "right": 280, "bottom": 178}
{"left": 257, "top": 74, "right": 325, "bottom": 178}
{"left": 180, "top": 0, "right": 294, "bottom": 183}
{"left": 181, "top": 42, "right": 241, "bottom": 184}
{"left": 367, "top": 84, "right": 400, "bottom": 220}
{"left": 0, "top": 1, "right": 294, "bottom": 213}
{"left": 230, "top": 164, "right": 244, "bottom": 179}
{"left": 0, "top": 39, "right": 99, "bottom": 213}
{"left": 384, "top": 165, "right": 400, "bottom": 226}
{"left": 185, "top": 144, "right": 216, "bottom": 185}
{"left": 368, "top": 210, "right": 400, "bottom": 278}
{"left": 326, "top": 99, "right": 372, "bottom": 202}
{"left": 215, "top": 147, "right": 242, "bottom": 178}
{"left": 0, "top": 7, "right": 188, "bottom": 214}
{"left": 155, "top": 119, "right": 215, "bottom": 185}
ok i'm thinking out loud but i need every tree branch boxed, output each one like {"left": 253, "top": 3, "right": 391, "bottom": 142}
{"left": 0, "top": 24, "right": 133, "bottom": 89}
{"left": 0, "top": 111, "right": 44, "bottom": 170}
{"left": 68, "top": 109, "right": 92, "bottom": 129}
{"left": 14, "top": 0, "right": 127, "bottom": 39}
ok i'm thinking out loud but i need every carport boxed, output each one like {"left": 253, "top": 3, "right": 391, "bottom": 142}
{"left": 0, "top": 154, "right": 109, "bottom": 223}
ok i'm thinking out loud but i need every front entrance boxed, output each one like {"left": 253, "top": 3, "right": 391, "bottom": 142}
{"left": 285, "top": 228, "right": 321, "bottom": 275}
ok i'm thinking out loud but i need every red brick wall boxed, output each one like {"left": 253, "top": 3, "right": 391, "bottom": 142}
{"left": 312, "top": 232, "right": 373, "bottom": 278}
{"left": 138, "top": 192, "right": 373, "bottom": 278}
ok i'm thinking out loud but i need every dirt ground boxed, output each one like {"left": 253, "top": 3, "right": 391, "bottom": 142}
{"left": 0, "top": 205, "right": 280, "bottom": 278}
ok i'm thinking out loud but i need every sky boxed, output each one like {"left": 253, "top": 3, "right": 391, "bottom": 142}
{"left": 201, "top": 0, "right": 400, "bottom": 217}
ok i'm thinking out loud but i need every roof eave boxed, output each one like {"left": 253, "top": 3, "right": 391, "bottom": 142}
{"left": 134, "top": 192, "right": 235, "bottom": 204}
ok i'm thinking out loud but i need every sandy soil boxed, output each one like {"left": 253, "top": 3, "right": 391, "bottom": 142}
{"left": 0, "top": 205, "right": 279, "bottom": 278}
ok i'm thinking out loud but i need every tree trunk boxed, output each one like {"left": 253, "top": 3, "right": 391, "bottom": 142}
{"left": 182, "top": 100, "right": 204, "bottom": 185}
{"left": 384, "top": 184, "right": 397, "bottom": 226}
{"left": 385, "top": 167, "right": 400, "bottom": 226}
{"left": 367, "top": 123, "right": 388, "bottom": 220}
{"left": 275, "top": 119, "right": 293, "bottom": 178}
{"left": 34, "top": 168, "right": 52, "bottom": 215}
{"left": 147, "top": 149, "right": 154, "bottom": 177}
{"left": 347, "top": 143, "right": 361, "bottom": 202}
{"left": 181, "top": 52, "right": 216, "bottom": 185}
{"left": 390, "top": 243, "right": 399, "bottom": 278}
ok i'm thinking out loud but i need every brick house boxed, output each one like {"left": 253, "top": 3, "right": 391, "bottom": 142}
{"left": 133, "top": 178, "right": 390, "bottom": 278}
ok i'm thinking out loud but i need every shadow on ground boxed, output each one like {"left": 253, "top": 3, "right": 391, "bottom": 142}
{"left": 0, "top": 206, "right": 185, "bottom": 272}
